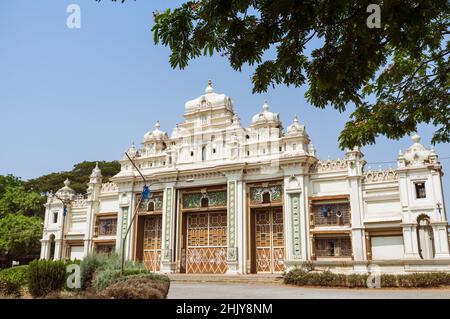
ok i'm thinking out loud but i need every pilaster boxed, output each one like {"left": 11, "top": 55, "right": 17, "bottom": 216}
{"left": 161, "top": 184, "right": 176, "bottom": 272}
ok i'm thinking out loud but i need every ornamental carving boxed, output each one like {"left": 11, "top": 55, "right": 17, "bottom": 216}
{"left": 137, "top": 193, "right": 163, "bottom": 212}
{"left": 363, "top": 168, "right": 398, "bottom": 183}
{"left": 250, "top": 186, "right": 282, "bottom": 205}
{"left": 101, "top": 182, "right": 118, "bottom": 193}
{"left": 72, "top": 194, "right": 87, "bottom": 208}
{"left": 183, "top": 191, "right": 227, "bottom": 209}
{"left": 309, "top": 159, "right": 348, "bottom": 173}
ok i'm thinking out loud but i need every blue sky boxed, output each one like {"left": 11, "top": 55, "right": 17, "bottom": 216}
{"left": 0, "top": 0, "right": 449, "bottom": 209}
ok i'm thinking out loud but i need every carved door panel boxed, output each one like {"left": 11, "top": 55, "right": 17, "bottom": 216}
{"left": 186, "top": 212, "right": 228, "bottom": 274}
{"left": 255, "top": 209, "right": 285, "bottom": 273}
{"left": 143, "top": 215, "right": 162, "bottom": 272}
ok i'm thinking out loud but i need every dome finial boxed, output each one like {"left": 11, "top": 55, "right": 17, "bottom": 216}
{"left": 205, "top": 79, "right": 213, "bottom": 94}
{"left": 262, "top": 100, "right": 269, "bottom": 112}
{"left": 412, "top": 132, "right": 421, "bottom": 143}
{"left": 293, "top": 115, "right": 299, "bottom": 123}
{"left": 155, "top": 121, "right": 160, "bottom": 129}
{"left": 64, "top": 178, "right": 70, "bottom": 187}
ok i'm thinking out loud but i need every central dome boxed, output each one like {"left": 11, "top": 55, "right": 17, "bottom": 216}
{"left": 184, "top": 80, "right": 233, "bottom": 112}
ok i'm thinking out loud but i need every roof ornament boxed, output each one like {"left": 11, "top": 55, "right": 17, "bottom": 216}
{"left": 412, "top": 133, "right": 421, "bottom": 144}
{"left": 205, "top": 79, "right": 214, "bottom": 94}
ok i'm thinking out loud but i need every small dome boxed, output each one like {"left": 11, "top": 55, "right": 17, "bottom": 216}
{"left": 251, "top": 101, "right": 280, "bottom": 125}
{"left": 127, "top": 142, "right": 138, "bottom": 158}
{"left": 56, "top": 178, "right": 76, "bottom": 199}
{"left": 144, "top": 121, "right": 168, "bottom": 142}
{"left": 400, "top": 133, "right": 434, "bottom": 166}
{"left": 286, "top": 115, "right": 305, "bottom": 135}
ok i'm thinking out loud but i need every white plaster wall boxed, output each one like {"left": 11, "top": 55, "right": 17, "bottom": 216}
{"left": 99, "top": 198, "right": 119, "bottom": 213}
{"left": 371, "top": 236, "right": 404, "bottom": 260}
{"left": 312, "top": 179, "right": 348, "bottom": 195}
{"left": 365, "top": 200, "right": 402, "bottom": 220}
{"left": 69, "top": 246, "right": 84, "bottom": 260}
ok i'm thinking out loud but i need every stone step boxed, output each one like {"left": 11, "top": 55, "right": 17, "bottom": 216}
{"left": 168, "top": 274, "right": 284, "bottom": 284}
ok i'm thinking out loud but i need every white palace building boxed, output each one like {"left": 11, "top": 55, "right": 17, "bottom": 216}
{"left": 40, "top": 81, "right": 450, "bottom": 274}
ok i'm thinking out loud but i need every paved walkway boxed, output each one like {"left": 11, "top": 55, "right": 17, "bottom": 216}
{"left": 168, "top": 282, "right": 450, "bottom": 299}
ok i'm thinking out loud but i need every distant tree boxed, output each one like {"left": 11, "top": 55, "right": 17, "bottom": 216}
{"left": 0, "top": 175, "right": 22, "bottom": 197}
{"left": 144, "top": 0, "right": 449, "bottom": 148}
{"left": 24, "top": 161, "right": 121, "bottom": 195}
{"left": 0, "top": 214, "right": 43, "bottom": 264}
{"left": 0, "top": 186, "right": 45, "bottom": 218}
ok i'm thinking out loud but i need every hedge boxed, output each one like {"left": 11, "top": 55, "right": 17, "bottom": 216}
{"left": 284, "top": 268, "right": 450, "bottom": 288}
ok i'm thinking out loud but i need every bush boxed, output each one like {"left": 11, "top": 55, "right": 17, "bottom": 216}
{"left": 381, "top": 274, "right": 398, "bottom": 287}
{"left": 80, "top": 253, "right": 110, "bottom": 290}
{"left": 28, "top": 259, "right": 66, "bottom": 298}
{"left": 0, "top": 265, "right": 29, "bottom": 297}
{"left": 346, "top": 273, "right": 368, "bottom": 288}
{"left": 101, "top": 275, "right": 170, "bottom": 299}
{"left": 80, "top": 253, "right": 148, "bottom": 292}
{"left": 284, "top": 268, "right": 450, "bottom": 288}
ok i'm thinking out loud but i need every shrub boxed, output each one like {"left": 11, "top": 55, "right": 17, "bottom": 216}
{"left": 83, "top": 253, "right": 147, "bottom": 292}
{"left": 28, "top": 259, "right": 66, "bottom": 298}
{"left": 346, "top": 274, "right": 367, "bottom": 288}
{"left": 284, "top": 268, "right": 450, "bottom": 288}
{"left": 0, "top": 265, "right": 29, "bottom": 297}
{"left": 381, "top": 274, "right": 398, "bottom": 287}
{"left": 80, "top": 253, "right": 109, "bottom": 290}
{"left": 101, "top": 275, "right": 170, "bottom": 299}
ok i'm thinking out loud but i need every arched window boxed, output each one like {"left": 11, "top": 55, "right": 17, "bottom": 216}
{"left": 49, "top": 234, "right": 56, "bottom": 260}
{"left": 262, "top": 192, "right": 271, "bottom": 204}
{"left": 148, "top": 201, "right": 155, "bottom": 212}
{"left": 201, "top": 197, "right": 209, "bottom": 208}
{"left": 202, "top": 146, "right": 207, "bottom": 161}
{"left": 417, "top": 214, "right": 435, "bottom": 259}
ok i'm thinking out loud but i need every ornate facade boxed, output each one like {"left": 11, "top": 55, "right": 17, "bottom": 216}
{"left": 40, "top": 81, "right": 450, "bottom": 274}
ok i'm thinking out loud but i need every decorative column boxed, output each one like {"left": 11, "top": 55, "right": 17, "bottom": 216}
{"left": 402, "top": 223, "right": 421, "bottom": 259}
{"left": 346, "top": 147, "right": 366, "bottom": 268}
{"left": 85, "top": 163, "right": 103, "bottom": 256}
{"left": 225, "top": 171, "right": 244, "bottom": 274}
{"left": 431, "top": 222, "right": 450, "bottom": 259}
{"left": 282, "top": 165, "right": 306, "bottom": 268}
{"left": 117, "top": 191, "right": 131, "bottom": 256}
{"left": 161, "top": 184, "right": 176, "bottom": 272}
{"left": 226, "top": 180, "right": 239, "bottom": 273}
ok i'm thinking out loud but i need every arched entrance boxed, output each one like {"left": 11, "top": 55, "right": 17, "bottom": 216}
{"left": 417, "top": 214, "right": 435, "bottom": 259}
{"left": 48, "top": 234, "right": 56, "bottom": 260}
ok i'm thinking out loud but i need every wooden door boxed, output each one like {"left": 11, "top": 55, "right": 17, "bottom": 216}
{"left": 143, "top": 215, "right": 162, "bottom": 272}
{"left": 254, "top": 208, "right": 285, "bottom": 273}
{"left": 185, "top": 212, "right": 228, "bottom": 274}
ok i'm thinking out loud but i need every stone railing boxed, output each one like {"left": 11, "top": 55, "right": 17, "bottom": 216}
{"left": 363, "top": 168, "right": 398, "bottom": 183}
{"left": 72, "top": 194, "right": 88, "bottom": 208}
{"left": 101, "top": 182, "right": 118, "bottom": 193}
{"left": 309, "top": 159, "right": 348, "bottom": 173}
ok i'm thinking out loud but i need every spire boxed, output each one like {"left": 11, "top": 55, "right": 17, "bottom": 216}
{"left": 205, "top": 79, "right": 214, "bottom": 94}
{"left": 90, "top": 162, "right": 102, "bottom": 178}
